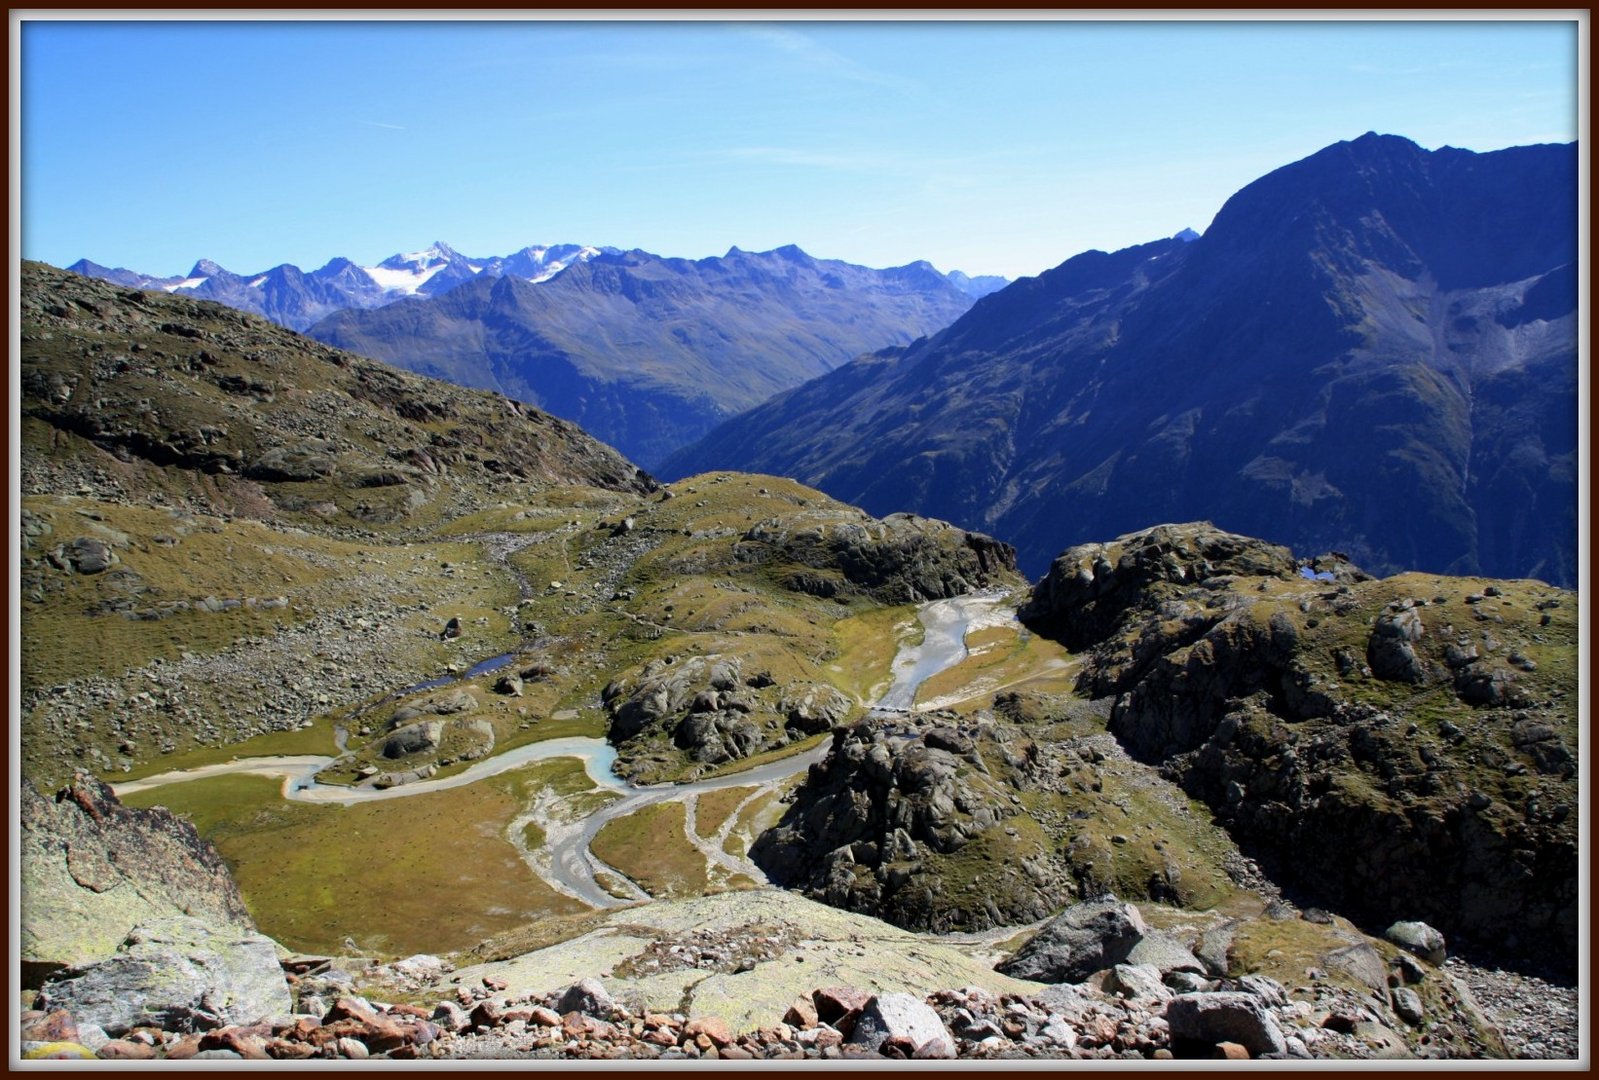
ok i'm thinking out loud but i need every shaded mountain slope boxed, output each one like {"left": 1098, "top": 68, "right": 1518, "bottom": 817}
{"left": 308, "top": 246, "right": 977, "bottom": 468}
{"left": 665, "top": 135, "right": 1577, "bottom": 585}
{"left": 20, "top": 261, "right": 654, "bottom": 533}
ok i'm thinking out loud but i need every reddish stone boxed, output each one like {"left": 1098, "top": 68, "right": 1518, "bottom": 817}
{"left": 1214, "top": 1041, "right": 1250, "bottom": 1060}
{"left": 97, "top": 1040, "right": 156, "bottom": 1060}
{"left": 265, "top": 1038, "right": 318, "bottom": 1060}
{"left": 530, "top": 1006, "right": 563, "bottom": 1027}
{"left": 684, "top": 1016, "right": 734, "bottom": 1047}
{"left": 387, "top": 1003, "right": 431, "bottom": 1020}
{"left": 164, "top": 1034, "right": 203, "bottom": 1060}
{"left": 325, "top": 997, "right": 379, "bottom": 1024}
{"left": 643, "top": 1029, "right": 677, "bottom": 1047}
{"left": 643, "top": 1012, "right": 676, "bottom": 1029}
{"left": 199, "top": 1028, "right": 271, "bottom": 1060}
{"left": 360, "top": 1015, "right": 414, "bottom": 1054}
{"left": 693, "top": 1033, "right": 714, "bottom": 1051}
{"left": 812, "top": 987, "right": 871, "bottom": 1026}
{"left": 783, "top": 997, "right": 819, "bottom": 1028}
{"left": 469, "top": 1000, "right": 504, "bottom": 1030}
{"left": 812, "top": 1026, "right": 844, "bottom": 1050}
{"left": 482, "top": 975, "right": 508, "bottom": 991}
{"left": 286, "top": 1017, "right": 322, "bottom": 1041}
{"left": 562, "top": 1012, "right": 596, "bottom": 1039}
{"left": 1086, "top": 1016, "right": 1118, "bottom": 1045}
{"left": 21, "top": 1009, "right": 79, "bottom": 1043}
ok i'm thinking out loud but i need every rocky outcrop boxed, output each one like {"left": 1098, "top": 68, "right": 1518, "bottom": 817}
{"left": 20, "top": 773, "right": 255, "bottom": 982}
{"left": 1019, "top": 522, "right": 1299, "bottom": 652}
{"left": 750, "top": 716, "right": 1072, "bottom": 931}
{"left": 1021, "top": 523, "right": 1579, "bottom": 979}
{"left": 736, "top": 511, "right": 1018, "bottom": 604}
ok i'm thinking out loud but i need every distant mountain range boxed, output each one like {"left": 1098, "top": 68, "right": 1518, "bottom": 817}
{"left": 67, "top": 242, "right": 1008, "bottom": 335}
{"left": 305, "top": 246, "right": 985, "bottom": 468}
{"left": 67, "top": 243, "right": 618, "bottom": 332}
{"left": 665, "top": 134, "right": 1578, "bottom": 586}
{"left": 67, "top": 242, "right": 1005, "bottom": 468}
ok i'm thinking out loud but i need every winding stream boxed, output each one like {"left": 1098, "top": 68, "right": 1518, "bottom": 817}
{"left": 113, "top": 591, "right": 1012, "bottom": 908}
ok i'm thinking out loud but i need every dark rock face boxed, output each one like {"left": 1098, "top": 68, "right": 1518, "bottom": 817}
{"left": 666, "top": 135, "right": 1577, "bottom": 586}
{"left": 1020, "top": 523, "right": 1578, "bottom": 979}
{"left": 19, "top": 773, "right": 256, "bottom": 978}
{"left": 750, "top": 717, "right": 1071, "bottom": 932}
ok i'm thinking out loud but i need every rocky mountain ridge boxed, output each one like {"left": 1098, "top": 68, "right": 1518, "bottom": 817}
{"left": 306, "top": 245, "right": 981, "bottom": 468}
{"left": 69, "top": 241, "right": 1004, "bottom": 332}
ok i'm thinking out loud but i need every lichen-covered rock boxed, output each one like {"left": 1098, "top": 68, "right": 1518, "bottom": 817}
{"left": 36, "top": 917, "right": 293, "bottom": 1037}
{"left": 20, "top": 773, "right": 255, "bottom": 975}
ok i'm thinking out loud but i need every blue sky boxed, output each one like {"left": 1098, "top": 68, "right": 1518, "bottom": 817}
{"left": 18, "top": 16, "right": 1582, "bottom": 280}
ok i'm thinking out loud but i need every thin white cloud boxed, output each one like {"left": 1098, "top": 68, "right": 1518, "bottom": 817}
{"left": 361, "top": 120, "right": 407, "bottom": 131}
{"left": 740, "top": 25, "right": 924, "bottom": 94}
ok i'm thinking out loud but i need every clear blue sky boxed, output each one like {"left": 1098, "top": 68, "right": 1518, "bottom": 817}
{"left": 19, "top": 16, "right": 1581, "bottom": 281}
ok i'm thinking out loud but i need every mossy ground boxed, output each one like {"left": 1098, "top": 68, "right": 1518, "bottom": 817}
{"left": 694, "top": 785, "right": 760, "bottom": 839}
{"left": 591, "top": 801, "right": 712, "bottom": 900}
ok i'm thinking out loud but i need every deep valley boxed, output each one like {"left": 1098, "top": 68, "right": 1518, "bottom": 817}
{"left": 16, "top": 131, "right": 1582, "bottom": 1067}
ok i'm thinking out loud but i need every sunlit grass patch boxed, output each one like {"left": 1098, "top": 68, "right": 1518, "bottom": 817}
{"left": 916, "top": 624, "right": 1077, "bottom": 711}
{"left": 827, "top": 604, "right": 920, "bottom": 703}
{"left": 120, "top": 767, "right": 588, "bottom": 957}
{"left": 694, "top": 785, "right": 761, "bottom": 839}
{"left": 590, "top": 799, "right": 711, "bottom": 900}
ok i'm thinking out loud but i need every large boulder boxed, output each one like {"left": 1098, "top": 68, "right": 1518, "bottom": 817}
{"left": 995, "top": 898, "right": 1149, "bottom": 983}
{"left": 20, "top": 774, "right": 255, "bottom": 980}
{"left": 35, "top": 917, "right": 292, "bottom": 1036}
{"left": 1385, "top": 921, "right": 1447, "bottom": 965}
{"left": 844, "top": 992, "right": 955, "bottom": 1057}
{"left": 1165, "top": 991, "right": 1287, "bottom": 1058}
{"left": 382, "top": 720, "right": 444, "bottom": 759}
